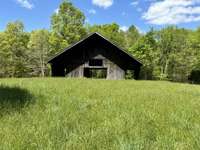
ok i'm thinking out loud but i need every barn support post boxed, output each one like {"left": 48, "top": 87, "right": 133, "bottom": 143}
{"left": 51, "top": 64, "right": 56, "bottom": 77}
{"left": 134, "top": 67, "right": 141, "bottom": 80}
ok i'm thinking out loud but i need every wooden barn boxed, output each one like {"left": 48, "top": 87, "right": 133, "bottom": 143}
{"left": 48, "top": 32, "right": 142, "bottom": 80}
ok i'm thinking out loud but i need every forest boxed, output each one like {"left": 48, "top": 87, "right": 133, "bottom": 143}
{"left": 0, "top": 0, "right": 200, "bottom": 83}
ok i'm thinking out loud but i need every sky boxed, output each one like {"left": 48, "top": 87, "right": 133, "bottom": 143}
{"left": 1, "top": 0, "right": 200, "bottom": 33}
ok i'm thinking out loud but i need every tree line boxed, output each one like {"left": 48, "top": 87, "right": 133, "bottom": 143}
{"left": 0, "top": 0, "right": 200, "bottom": 83}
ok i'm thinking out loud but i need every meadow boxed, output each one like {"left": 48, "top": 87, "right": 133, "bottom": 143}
{"left": 0, "top": 78, "right": 200, "bottom": 150}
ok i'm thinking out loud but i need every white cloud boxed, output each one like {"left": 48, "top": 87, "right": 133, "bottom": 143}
{"left": 135, "top": 25, "right": 146, "bottom": 34}
{"left": 55, "top": 8, "right": 59, "bottom": 14}
{"left": 131, "top": 1, "right": 142, "bottom": 12}
{"left": 16, "top": 0, "right": 34, "bottom": 9}
{"left": 85, "top": 19, "right": 90, "bottom": 23}
{"left": 143, "top": 0, "right": 200, "bottom": 25}
{"left": 92, "top": 0, "right": 113, "bottom": 8}
{"left": 120, "top": 25, "right": 146, "bottom": 34}
{"left": 88, "top": 9, "right": 96, "bottom": 14}
{"left": 131, "top": 1, "right": 139, "bottom": 6}
{"left": 120, "top": 26, "right": 129, "bottom": 32}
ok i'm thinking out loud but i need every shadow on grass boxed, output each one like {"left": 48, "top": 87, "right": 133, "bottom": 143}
{"left": 0, "top": 85, "right": 34, "bottom": 115}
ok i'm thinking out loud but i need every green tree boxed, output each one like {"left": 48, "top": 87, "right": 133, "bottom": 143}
{"left": 187, "top": 28, "right": 200, "bottom": 83}
{"left": 0, "top": 21, "right": 29, "bottom": 77}
{"left": 0, "top": 32, "right": 7, "bottom": 77}
{"left": 156, "top": 26, "right": 194, "bottom": 81}
{"left": 190, "top": 28, "right": 200, "bottom": 70}
{"left": 125, "top": 25, "right": 141, "bottom": 49}
{"left": 88, "top": 23, "right": 126, "bottom": 49}
{"left": 130, "top": 29, "right": 157, "bottom": 79}
{"left": 50, "top": 0, "right": 86, "bottom": 55}
{"left": 28, "top": 30, "right": 50, "bottom": 77}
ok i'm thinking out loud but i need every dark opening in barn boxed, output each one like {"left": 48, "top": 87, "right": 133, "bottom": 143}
{"left": 48, "top": 32, "right": 142, "bottom": 80}
{"left": 84, "top": 68, "right": 107, "bottom": 79}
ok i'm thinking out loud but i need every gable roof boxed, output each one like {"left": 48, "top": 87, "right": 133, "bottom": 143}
{"left": 48, "top": 32, "right": 142, "bottom": 65}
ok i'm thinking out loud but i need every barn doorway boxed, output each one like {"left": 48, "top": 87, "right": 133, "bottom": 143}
{"left": 84, "top": 68, "right": 107, "bottom": 79}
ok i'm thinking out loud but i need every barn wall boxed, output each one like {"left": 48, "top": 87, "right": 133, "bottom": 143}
{"left": 66, "top": 66, "right": 83, "bottom": 78}
{"left": 106, "top": 59, "right": 125, "bottom": 80}
{"left": 64, "top": 54, "right": 125, "bottom": 80}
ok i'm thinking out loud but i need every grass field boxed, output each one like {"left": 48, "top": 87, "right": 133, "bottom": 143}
{"left": 0, "top": 78, "right": 200, "bottom": 150}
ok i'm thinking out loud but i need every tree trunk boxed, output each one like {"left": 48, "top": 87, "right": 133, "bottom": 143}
{"left": 40, "top": 54, "right": 45, "bottom": 77}
{"left": 163, "top": 59, "right": 169, "bottom": 78}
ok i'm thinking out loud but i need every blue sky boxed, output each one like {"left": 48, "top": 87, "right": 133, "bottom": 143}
{"left": 1, "top": 0, "right": 200, "bottom": 33}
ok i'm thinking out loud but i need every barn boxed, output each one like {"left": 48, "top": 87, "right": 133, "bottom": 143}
{"left": 48, "top": 32, "right": 142, "bottom": 80}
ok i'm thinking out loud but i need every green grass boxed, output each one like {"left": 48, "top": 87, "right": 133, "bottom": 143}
{"left": 0, "top": 78, "right": 200, "bottom": 150}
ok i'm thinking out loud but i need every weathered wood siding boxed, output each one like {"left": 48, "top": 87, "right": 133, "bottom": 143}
{"left": 65, "top": 54, "right": 125, "bottom": 80}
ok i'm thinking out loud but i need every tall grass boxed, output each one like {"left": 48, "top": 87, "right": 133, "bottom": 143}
{"left": 0, "top": 78, "right": 200, "bottom": 149}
